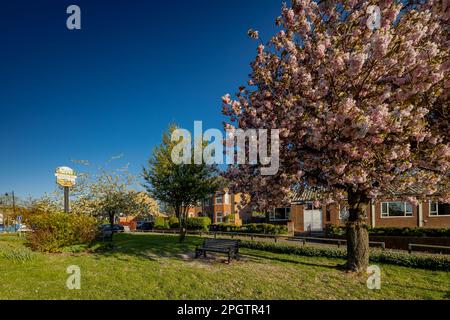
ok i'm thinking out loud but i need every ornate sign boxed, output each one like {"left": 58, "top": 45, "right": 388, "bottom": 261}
{"left": 55, "top": 166, "right": 77, "bottom": 187}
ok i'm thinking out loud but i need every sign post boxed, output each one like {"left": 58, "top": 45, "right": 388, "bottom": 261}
{"left": 55, "top": 167, "right": 77, "bottom": 213}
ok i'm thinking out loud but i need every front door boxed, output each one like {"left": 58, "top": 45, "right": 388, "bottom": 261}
{"left": 304, "top": 202, "right": 323, "bottom": 231}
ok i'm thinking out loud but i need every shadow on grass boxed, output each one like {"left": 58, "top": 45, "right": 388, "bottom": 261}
{"left": 242, "top": 251, "right": 341, "bottom": 270}
{"left": 91, "top": 233, "right": 203, "bottom": 262}
{"left": 91, "top": 233, "right": 347, "bottom": 269}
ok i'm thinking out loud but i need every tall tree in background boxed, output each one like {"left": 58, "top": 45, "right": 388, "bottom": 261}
{"left": 143, "top": 125, "right": 220, "bottom": 242}
{"left": 222, "top": 0, "right": 449, "bottom": 272}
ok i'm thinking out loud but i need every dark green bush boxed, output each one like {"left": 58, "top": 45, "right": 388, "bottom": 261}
{"left": 327, "top": 225, "right": 450, "bottom": 237}
{"left": 239, "top": 241, "right": 450, "bottom": 271}
{"left": 186, "top": 217, "right": 211, "bottom": 231}
{"left": 27, "top": 212, "right": 98, "bottom": 252}
{"left": 214, "top": 223, "right": 288, "bottom": 235}
{"left": 168, "top": 216, "right": 180, "bottom": 228}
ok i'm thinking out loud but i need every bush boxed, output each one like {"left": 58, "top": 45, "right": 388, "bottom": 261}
{"left": 328, "top": 226, "right": 450, "bottom": 237}
{"left": 186, "top": 217, "right": 211, "bottom": 231}
{"left": 26, "top": 212, "right": 99, "bottom": 252}
{"left": 168, "top": 216, "right": 180, "bottom": 228}
{"left": 239, "top": 241, "right": 450, "bottom": 271}
{"left": 154, "top": 216, "right": 169, "bottom": 229}
{"left": 213, "top": 223, "right": 288, "bottom": 235}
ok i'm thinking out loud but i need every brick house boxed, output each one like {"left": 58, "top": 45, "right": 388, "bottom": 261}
{"left": 187, "top": 188, "right": 252, "bottom": 226}
{"left": 270, "top": 187, "right": 450, "bottom": 233}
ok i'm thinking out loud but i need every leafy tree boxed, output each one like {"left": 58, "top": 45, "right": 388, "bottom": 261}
{"left": 143, "top": 125, "right": 220, "bottom": 241}
{"left": 70, "top": 166, "right": 138, "bottom": 235}
{"left": 222, "top": 0, "right": 449, "bottom": 272}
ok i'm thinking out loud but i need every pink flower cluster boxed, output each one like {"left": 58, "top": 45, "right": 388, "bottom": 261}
{"left": 222, "top": 0, "right": 450, "bottom": 210}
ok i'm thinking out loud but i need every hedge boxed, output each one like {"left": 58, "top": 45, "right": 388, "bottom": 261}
{"left": 327, "top": 225, "right": 450, "bottom": 237}
{"left": 154, "top": 216, "right": 170, "bottom": 229}
{"left": 213, "top": 223, "right": 288, "bottom": 235}
{"left": 168, "top": 216, "right": 180, "bottom": 228}
{"left": 239, "top": 240, "right": 450, "bottom": 271}
{"left": 186, "top": 217, "right": 211, "bottom": 231}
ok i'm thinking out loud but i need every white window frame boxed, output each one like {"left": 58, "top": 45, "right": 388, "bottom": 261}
{"left": 339, "top": 205, "right": 349, "bottom": 220}
{"left": 216, "top": 212, "right": 223, "bottom": 223}
{"left": 429, "top": 202, "right": 450, "bottom": 217}
{"left": 270, "top": 207, "right": 291, "bottom": 221}
{"left": 215, "top": 194, "right": 223, "bottom": 205}
{"left": 381, "top": 202, "right": 413, "bottom": 218}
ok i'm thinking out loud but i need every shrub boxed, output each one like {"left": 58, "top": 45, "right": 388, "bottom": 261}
{"left": 168, "top": 216, "right": 180, "bottom": 228}
{"left": 26, "top": 212, "right": 98, "bottom": 252}
{"left": 327, "top": 225, "right": 450, "bottom": 238}
{"left": 186, "top": 217, "right": 211, "bottom": 231}
{"left": 239, "top": 240, "right": 450, "bottom": 271}
{"left": 154, "top": 216, "right": 169, "bottom": 229}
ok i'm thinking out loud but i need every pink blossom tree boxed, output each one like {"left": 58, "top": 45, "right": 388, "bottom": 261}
{"left": 222, "top": 0, "right": 449, "bottom": 272}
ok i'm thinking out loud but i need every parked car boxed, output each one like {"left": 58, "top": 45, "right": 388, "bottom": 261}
{"left": 100, "top": 224, "right": 124, "bottom": 233}
{"left": 17, "top": 224, "right": 32, "bottom": 232}
{"left": 136, "top": 221, "right": 154, "bottom": 231}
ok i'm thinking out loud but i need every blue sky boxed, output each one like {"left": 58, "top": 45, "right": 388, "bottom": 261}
{"left": 0, "top": 0, "right": 283, "bottom": 198}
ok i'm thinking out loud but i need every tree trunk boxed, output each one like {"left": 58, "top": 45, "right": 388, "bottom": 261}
{"left": 177, "top": 207, "right": 187, "bottom": 243}
{"left": 179, "top": 225, "right": 187, "bottom": 242}
{"left": 346, "top": 189, "right": 370, "bottom": 272}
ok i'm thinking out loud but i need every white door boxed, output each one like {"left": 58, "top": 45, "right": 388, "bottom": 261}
{"left": 304, "top": 205, "right": 323, "bottom": 231}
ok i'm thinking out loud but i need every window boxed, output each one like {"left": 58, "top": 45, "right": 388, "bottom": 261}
{"left": 216, "top": 212, "right": 223, "bottom": 223}
{"left": 224, "top": 193, "right": 230, "bottom": 204}
{"left": 203, "top": 197, "right": 213, "bottom": 206}
{"left": 215, "top": 194, "right": 223, "bottom": 205}
{"left": 429, "top": 202, "right": 450, "bottom": 216}
{"left": 339, "top": 205, "right": 349, "bottom": 220}
{"left": 270, "top": 207, "right": 291, "bottom": 221}
{"left": 304, "top": 201, "right": 320, "bottom": 210}
{"left": 326, "top": 210, "right": 331, "bottom": 222}
{"left": 381, "top": 202, "right": 413, "bottom": 217}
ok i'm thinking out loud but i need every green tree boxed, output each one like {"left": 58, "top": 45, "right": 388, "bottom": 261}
{"left": 143, "top": 125, "right": 220, "bottom": 242}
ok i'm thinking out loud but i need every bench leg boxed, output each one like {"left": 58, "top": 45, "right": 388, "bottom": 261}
{"left": 228, "top": 252, "right": 231, "bottom": 264}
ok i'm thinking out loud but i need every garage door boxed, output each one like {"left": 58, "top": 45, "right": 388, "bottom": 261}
{"left": 304, "top": 208, "right": 323, "bottom": 231}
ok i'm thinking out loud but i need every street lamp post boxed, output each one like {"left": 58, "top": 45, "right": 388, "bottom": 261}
{"left": 5, "top": 191, "right": 16, "bottom": 215}
{"left": 4, "top": 191, "right": 16, "bottom": 229}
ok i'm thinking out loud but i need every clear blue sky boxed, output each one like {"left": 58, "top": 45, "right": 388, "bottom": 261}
{"left": 0, "top": 0, "right": 282, "bottom": 199}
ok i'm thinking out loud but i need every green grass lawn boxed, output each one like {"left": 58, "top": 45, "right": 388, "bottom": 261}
{"left": 0, "top": 233, "right": 449, "bottom": 300}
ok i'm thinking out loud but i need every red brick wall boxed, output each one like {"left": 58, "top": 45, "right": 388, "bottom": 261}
{"left": 288, "top": 200, "right": 450, "bottom": 232}
{"left": 374, "top": 200, "right": 418, "bottom": 228}
{"left": 422, "top": 200, "right": 450, "bottom": 228}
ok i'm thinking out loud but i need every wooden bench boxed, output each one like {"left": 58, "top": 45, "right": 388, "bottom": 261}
{"left": 195, "top": 238, "right": 240, "bottom": 263}
{"left": 408, "top": 243, "right": 450, "bottom": 254}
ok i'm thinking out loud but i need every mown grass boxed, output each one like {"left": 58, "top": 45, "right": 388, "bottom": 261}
{"left": 0, "top": 233, "right": 449, "bottom": 300}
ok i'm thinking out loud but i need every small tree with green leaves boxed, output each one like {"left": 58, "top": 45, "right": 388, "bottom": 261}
{"left": 143, "top": 125, "right": 220, "bottom": 242}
